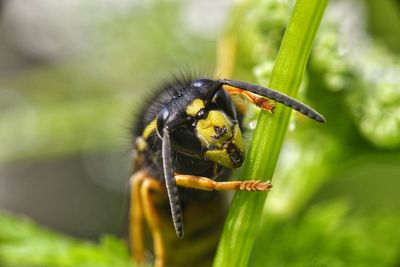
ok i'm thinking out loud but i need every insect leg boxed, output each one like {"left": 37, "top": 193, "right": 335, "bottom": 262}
{"left": 223, "top": 85, "right": 276, "bottom": 112}
{"left": 129, "top": 171, "right": 147, "bottom": 264}
{"left": 141, "top": 178, "right": 165, "bottom": 267}
{"left": 175, "top": 175, "right": 272, "bottom": 192}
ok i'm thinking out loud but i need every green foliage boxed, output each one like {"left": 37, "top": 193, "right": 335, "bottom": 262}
{"left": 251, "top": 201, "right": 400, "bottom": 267}
{"left": 0, "top": 212, "right": 132, "bottom": 267}
{"left": 311, "top": 9, "right": 400, "bottom": 148}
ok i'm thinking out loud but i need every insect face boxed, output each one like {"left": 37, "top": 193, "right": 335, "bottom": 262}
{"left": 155, "top": 79, "right": 246, "bottom": 169}
{"left": 183, "top": 80, "right": 246, "bottom": 168}
{"left": 196, "top": 110, "right": 245, "bottom": 168}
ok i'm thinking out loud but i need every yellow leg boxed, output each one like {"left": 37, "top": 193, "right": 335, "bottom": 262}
{"left": 223, "top": 85, "right": 275, "bottom": 112}
{"left": 175, "top": 175, "right": 272, "bottom": 191}
{"left": 130, "top": 171, "right": 147, "bottom": 265}
{"left": 141, "top": 178, "right": 165, "bottom": 267}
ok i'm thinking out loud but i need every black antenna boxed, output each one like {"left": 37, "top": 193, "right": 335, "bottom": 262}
{"left": 162, "top": 127, "right": 184, "bottom": 239}
{"left": 220, "top": 79, "right": 326, "bottom": 123}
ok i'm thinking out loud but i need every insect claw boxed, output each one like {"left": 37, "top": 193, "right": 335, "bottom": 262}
{"left": 238, "top": 180, "right": 272, "bottom": 191}
{"left": 255, "top": 180, "right": 272, "bottom": 191}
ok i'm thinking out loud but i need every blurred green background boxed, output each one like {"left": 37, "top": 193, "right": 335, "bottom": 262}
{"left": 0, "top": 0, "right": 399, "bottom": 266}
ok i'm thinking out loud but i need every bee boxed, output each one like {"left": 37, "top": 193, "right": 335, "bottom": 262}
{"left": 129, "top": 77, "right": 325, "bottom": 267}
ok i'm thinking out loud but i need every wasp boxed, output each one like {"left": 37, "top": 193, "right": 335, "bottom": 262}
{"left": 129, "top": 77, "right": 325, "bottom": 267}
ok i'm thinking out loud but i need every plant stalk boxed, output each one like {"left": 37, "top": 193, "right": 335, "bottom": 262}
{"left": 213, "top": 0, "right": 329, "bottom": 266}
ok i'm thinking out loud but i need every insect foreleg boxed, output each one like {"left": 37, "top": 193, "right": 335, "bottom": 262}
{"left": 223, "top": 85, "right": 276, "bottom": 112}
{"left": 175, "top": 175, "right": 272, "bottom": 192}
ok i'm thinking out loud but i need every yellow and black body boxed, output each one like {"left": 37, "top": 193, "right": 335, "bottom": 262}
{"left": 130, "top": 77, "right": 325, "bottom": 267}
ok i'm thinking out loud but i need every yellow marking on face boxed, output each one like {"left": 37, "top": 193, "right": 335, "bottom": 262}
{"left": 143, "top": 119, "right": 157, "bottom": 139}
{"left": 196, "top": 110, "right": 232, "bottom": 147}
{"left": 202, "top": 121, "right": 245, "bottom": 169}
{"left": 186, "top": 98, "right": 205, "bottom": 117}
{"left": 205, "top": 149, "right": 234, "bottom": 168}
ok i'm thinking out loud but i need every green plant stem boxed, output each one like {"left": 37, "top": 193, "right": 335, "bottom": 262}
{"left": 213, "top": 0, "right": 328, "bottom": 266}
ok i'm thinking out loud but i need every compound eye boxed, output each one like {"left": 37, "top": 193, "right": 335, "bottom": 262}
{"left": 171, "top": 126, "right": 202, "bottom": 156}
{"left": 212, "top": 89, "right": 237, "bottom": 120}
{"left": 156, "top": 107, "right": 170, "bottom": 138}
